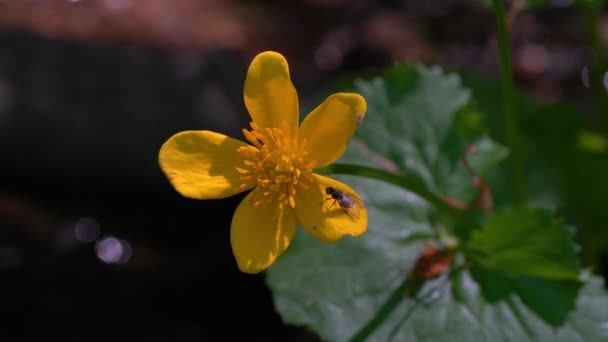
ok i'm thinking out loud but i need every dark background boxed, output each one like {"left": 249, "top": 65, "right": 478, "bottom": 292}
{"left": 0, "top": 1, "right": 606, "bottom": 340}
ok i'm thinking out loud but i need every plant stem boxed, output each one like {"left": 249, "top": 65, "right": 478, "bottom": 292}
{"left": 492, "top": 0, "right": 526, "bottom": 205}
{"left": 315, "top": 164, "right": 452, "bottom": 213}
{"left": 350, "top": 265, "right": 466, "bottom": 341}
{"left": 350, "top": 277, "right": 421, "bottom": 342}
{"left": 315, "top": 163, "right": 480, "bottom": 229}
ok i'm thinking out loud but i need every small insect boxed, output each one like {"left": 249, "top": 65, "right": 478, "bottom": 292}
{"left": 324, "top": 186, "right": 365, "bottom": 219}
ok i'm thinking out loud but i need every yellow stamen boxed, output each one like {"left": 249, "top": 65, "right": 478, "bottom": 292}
{"left": 236, "top": 122, "right": 315, "bottom": 209}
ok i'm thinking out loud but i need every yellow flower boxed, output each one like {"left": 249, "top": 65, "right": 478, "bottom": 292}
{"left": 158, "top": 51, "right": 368, "bottom": 273}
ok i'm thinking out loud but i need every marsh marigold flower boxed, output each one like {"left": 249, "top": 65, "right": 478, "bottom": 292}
{"left": 159, "top": 51, "right": 368, "bottom": 273}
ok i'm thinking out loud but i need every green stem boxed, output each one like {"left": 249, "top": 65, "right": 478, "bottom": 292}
{"left": 577, "top": 0, "right": 608, "bottom": 133}
{"left": 492, "top": 0, "right": 526, "bottom": 205}
{"left": 315, "top": 163, "right": 453, "bottom": 213}
{"left": 350, "top": 265, "right": 466, "bottom": 341}
{"left": 350, "top": 277, "right": 421, "bottom": 342}
{"left": 316, "top": 163, "right": 480, "bottom": 230}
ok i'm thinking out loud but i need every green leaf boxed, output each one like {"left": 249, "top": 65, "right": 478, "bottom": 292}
{"left": 462, "top": 72, "right": 608, "bottom": 269}
{"left": 467, "top": 207, "right": 580, "bottom": 280}
{"left": 471, "top": 266, "right": 582, "bottom": 326}
{"left": 353, "top": 65, "right": 470, "bottom": 192}
{"left": 267, "top": 175, "right": 608, "bottom": 341}
{"left": 354, "top": 64, "right": 506, "bottom": 206}
{"left": 268, "top": 176, "right": 435, "bottom": 342}
{"left": 438, "top": 135, "right": 508, "bottom": 205}
{"left": 266, "top": 65, "right": 608, "bottom": 341}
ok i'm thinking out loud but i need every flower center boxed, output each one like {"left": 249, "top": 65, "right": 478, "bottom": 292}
{"left": 236, "top": 122, "right": 316, "bottom": 209}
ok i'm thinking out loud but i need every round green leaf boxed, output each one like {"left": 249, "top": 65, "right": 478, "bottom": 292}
{"left": 267, "top": 174, "right": 608, "bottom": 341}
{"left": 266, "top": 64, "right": 608, "bottom": 341}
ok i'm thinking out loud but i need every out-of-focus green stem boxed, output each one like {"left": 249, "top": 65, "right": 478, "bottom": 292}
{"left": 350, "top": 265, "right": 467, "bottom": 341}
{"left": 350, "top": 277, "right": 421, "bottom": 342}
{"left": 577, "top": 0, "right": 608, "bottom": 132}
{"left": 492, "top": 0, "right": 527, "bottom": 205}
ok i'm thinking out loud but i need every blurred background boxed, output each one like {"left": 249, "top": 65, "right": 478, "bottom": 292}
{"left": 0, "top": 0, "right": 606, "bottom": 340}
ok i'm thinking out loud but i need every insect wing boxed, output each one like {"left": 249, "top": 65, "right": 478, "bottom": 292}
{"left": 342, "top": 204, "right": 360, "bottom": 219}
{"left": 341, "top": 193, "right": 365, "bottom": 219}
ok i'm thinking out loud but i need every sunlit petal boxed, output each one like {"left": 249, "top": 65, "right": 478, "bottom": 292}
{"left": 299, "top": 93, "right": 366, "bottom": 167}
{"left": 294, "top": 174, "right": 367, "bottom": 243}
{"left": 158, "top": 130, "right": 253, "bottom": 199}
{"left": 244, "top": 51, "right": 299, "bottom": 129}
{"left": 231, "top": 188, "right": 297, "bottom": 273}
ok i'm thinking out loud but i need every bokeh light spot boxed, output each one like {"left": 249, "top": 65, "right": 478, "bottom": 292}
{"left": 95, "top": 236, "right": 132, "bottom": 264}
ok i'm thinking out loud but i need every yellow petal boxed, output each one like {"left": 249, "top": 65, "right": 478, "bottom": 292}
{"left": 158, "top": 130, "right": 253, "bottom": 199}
{"left": 231, "top": 188, "right": 297, "bottom": 273}
{"left": 294, "top": 174, "right": 367, "bottom": 243}
{"left": 299, "top": 93, "right": 366, "bottom": 167}
{"left": 244, "top": 51, "right": 299, "bottom": 129}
